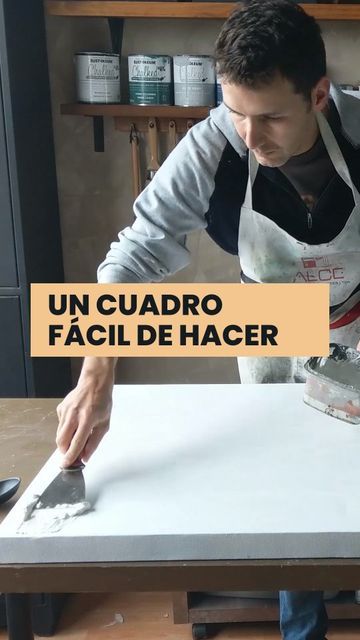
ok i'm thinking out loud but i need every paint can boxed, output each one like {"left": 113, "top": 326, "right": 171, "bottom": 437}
{"left": 173, "top": 55, "right": 215, "bottom": 107}
{"left": 75, "top": 52, "right": 120, "bottom": 103}
{"left": 128, "top": 55, "right": 172, "bottom": 105}
{"left": 216, "top": 77, "right": 223, "bottom": 106}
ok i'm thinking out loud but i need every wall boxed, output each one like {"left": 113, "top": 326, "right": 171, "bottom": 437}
{"left": 45, "top": 15, "right": 360, "bottom": 384}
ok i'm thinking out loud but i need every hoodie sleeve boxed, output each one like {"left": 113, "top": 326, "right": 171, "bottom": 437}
{"left": 97, "top": 116, "right": 227, "bottom": 283}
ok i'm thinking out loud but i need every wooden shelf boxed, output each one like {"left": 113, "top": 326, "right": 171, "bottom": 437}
{"left": 45, "top": 2, "right": 360, "bottom": 20}
{"left": 60, "top": 103, "right": 210, "bottom": 143}
{"left": 46, "top": 1, "right": 235, "bottom": 19}
{"left": 61, "top": 103, "right": 210, "bottom": 118}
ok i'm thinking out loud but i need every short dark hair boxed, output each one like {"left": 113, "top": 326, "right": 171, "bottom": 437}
{"left": 215, "top": 0, "right": 326, "bottom": 100}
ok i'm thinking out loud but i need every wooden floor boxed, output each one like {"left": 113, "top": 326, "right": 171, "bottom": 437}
{"left": 3, "top": 592, "right": 360, "bottom": 640}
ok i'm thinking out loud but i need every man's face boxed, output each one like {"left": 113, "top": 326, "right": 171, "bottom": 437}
{"left": 221, "top": 74, "right": 328, "bottom": 168}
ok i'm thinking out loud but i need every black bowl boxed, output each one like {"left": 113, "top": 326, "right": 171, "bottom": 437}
{"left": 0, "top": 477, "right": 21, "bottom": 504}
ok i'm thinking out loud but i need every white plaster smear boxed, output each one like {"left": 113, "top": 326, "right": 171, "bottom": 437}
{"left": 4, "top": 449, "right": 93, "bottom": 535}
{"left": 2, "top": 384, "right": 360, "bottom": 563}
{"left": 17, "top": 498, "right": 92, "bottom": 535}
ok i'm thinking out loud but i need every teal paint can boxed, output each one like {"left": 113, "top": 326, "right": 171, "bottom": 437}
{"left": 128, "top": 55, "right": 173, "bottom": 105}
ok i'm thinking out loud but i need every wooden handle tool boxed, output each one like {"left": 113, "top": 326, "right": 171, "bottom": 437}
{"left": 146, "top": 118, "right": 160, "bottom": 183}
{"left": 168, "top": 119, "right": 177, "bottom": 153}
{"left": 130, "top": 123, "right": 141, "bottom": 199}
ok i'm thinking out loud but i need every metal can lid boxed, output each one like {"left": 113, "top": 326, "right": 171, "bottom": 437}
{"left": 75, "top": 51, "right": 119, "bottom": 57}
{"left": 128, "top": 54, "right": 172, "bottom": 59}
{"left": 174, "top": 54, "right": 214, "bottom": 59}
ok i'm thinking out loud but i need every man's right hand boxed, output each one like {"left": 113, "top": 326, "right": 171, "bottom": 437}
{"left": 56, "top": 357, "right": 117, "bottom": 468}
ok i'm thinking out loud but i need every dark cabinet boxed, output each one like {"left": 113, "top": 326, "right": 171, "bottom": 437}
{"left": 0, "top": 78, "right": 17, "bottom": 288}
{"left": 0, "top": 0, "right": 71, "bottom": 397}
{"left": 0, "top": 297, "right": 26, "bottom": 396}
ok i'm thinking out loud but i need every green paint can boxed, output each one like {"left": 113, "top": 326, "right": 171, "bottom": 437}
{"left": 128, "top": 55, "right": 173, "bottom": 105}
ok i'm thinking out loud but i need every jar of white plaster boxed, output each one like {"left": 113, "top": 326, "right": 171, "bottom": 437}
{"left": 75, "top": 52, "right": 121, "bottom": 103}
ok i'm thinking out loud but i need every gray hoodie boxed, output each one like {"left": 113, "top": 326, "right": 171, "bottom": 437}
{"left": 97, "top": 85, "right": 360, "bottom": 284}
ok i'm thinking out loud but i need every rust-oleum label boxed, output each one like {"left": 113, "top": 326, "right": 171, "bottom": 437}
{"left": 128, "top": 55, "right": 173, "bottom": 105}
{"left": 75, "top": 52, "right": 120, "bottom": 103}
{"left": 173, "top": 55, "right": 215, "bottom": 107}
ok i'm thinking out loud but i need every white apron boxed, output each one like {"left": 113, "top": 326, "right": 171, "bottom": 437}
{"left": 238, "top": 111, "right": 360, "bottom": 384}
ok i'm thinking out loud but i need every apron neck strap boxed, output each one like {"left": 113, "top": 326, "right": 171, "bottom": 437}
{"left": 316, "top": 110, "right": 360, "bottom": 205}
{"left": 244, "top": 151, "right": 259, "bottom": 210}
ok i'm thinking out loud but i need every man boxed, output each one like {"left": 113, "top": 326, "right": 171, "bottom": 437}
{"left": 56, "top": 1, "right": 360, "bottom": 638}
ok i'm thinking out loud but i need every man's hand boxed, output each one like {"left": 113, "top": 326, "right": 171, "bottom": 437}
{"left": 56, "top": 357, "right": 116, "bottom": 467}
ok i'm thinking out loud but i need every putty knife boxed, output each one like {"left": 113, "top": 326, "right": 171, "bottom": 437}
{"left": 36, "top": 459, "right": 85, "bottom": 509}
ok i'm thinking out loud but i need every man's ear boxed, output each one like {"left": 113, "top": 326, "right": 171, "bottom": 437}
{"left": 311, "top": 76, "right": 330, "bottom": 113}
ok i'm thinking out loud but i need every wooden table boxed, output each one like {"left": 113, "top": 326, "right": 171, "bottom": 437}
{"left": 2, "top": 392, "right": 360, "bottom": 640}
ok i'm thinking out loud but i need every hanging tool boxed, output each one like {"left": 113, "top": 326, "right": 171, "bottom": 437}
{"left": 168, "top": 119, "right": 177, "bottom": 153}
{"left": 146, "top": 117, "right": 161, "bottom": 184}
{"left": 129, "top": 123, "right": 142, "bottom": 199}
{"left": 178, "top": 119, "right": 195, "bottom": 144}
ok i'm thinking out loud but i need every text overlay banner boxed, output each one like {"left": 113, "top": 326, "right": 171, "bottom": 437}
{"left": 30, "top": 283, "right": 329, "bottom": 357}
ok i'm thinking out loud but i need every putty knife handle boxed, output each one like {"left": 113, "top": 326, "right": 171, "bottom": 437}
{"left": 65, "top": 457, "right": 85, "bottom": 472}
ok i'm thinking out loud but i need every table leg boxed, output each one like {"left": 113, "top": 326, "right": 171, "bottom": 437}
{"left": 5, "top": 594, "right": 33, "bottom": 640}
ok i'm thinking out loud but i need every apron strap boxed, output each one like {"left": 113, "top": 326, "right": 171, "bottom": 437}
{"left": 243, "top": 151, "right": 259, "bottom": 210}
{"left": 316, "top": 111, "right": 360, "bottom": 205}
